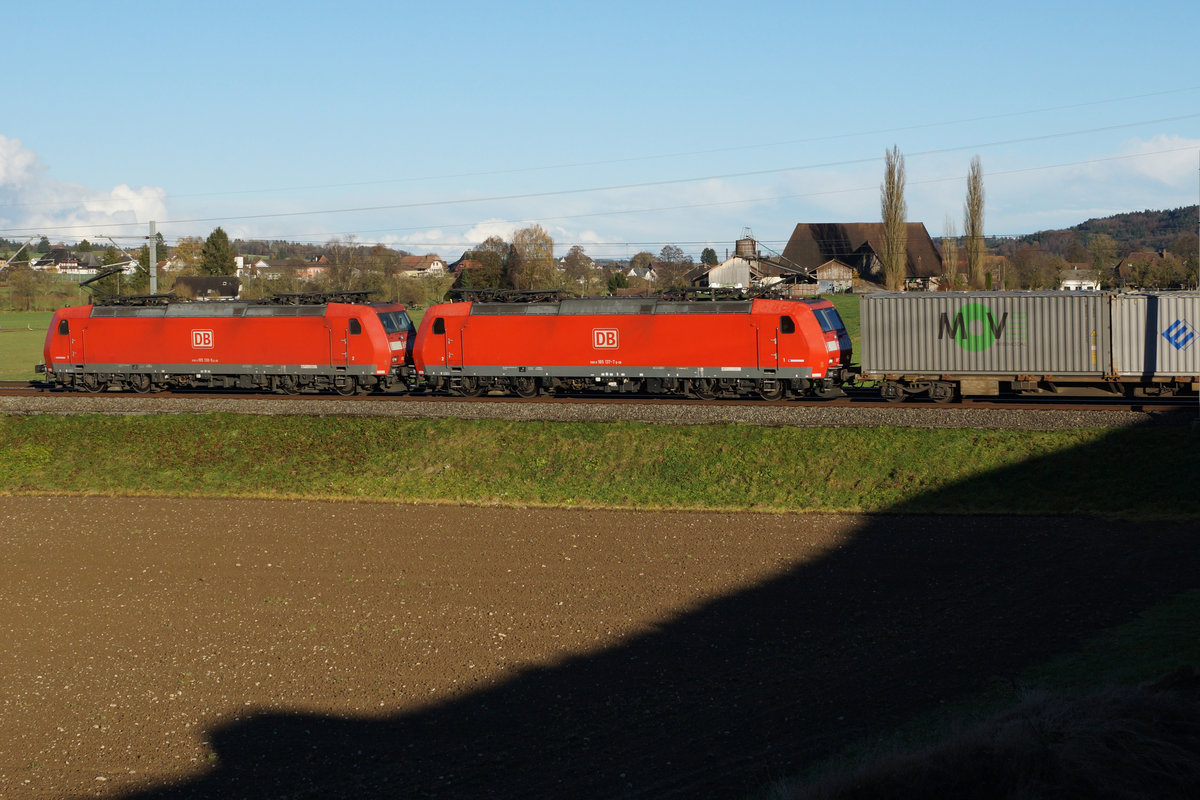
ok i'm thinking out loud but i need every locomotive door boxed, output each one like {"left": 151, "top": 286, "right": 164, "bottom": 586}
{"left": 442, "top": 319, "right": 464, "bottom": 369}
{"left": 757, "top": 317, "right": 781, "bottom": 371}
{"left": 67, "top": 320, "right": 85, "bottom": 364}
{"left": 327, "top": 318, "right": 351, "bottom": 366}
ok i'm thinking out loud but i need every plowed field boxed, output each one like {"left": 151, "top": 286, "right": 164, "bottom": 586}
{"left": 2, "top": 497, "right": 1196, "bottom": 799}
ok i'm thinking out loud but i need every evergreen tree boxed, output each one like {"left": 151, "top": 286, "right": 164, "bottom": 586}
{"left": 199, "top": 227, "right": 236, "bottom": 276}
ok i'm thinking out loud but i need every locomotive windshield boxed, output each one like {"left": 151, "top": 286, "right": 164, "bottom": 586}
{"left": 812, "top": 307, "right": 845, "bottom": 333}
{"left": 377, "top": 310, "right": 414, "bottom": 334}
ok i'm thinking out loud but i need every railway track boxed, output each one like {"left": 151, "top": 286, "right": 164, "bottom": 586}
{"left": 2, "top": 379, "right": 1195, "bottom": 414}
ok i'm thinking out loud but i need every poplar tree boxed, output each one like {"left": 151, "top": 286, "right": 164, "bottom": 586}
{"left": 964, "top": 156, "right": 986, "bottom": 289}
{"left": 942, "top": 215, "right": 959, "bottom": 288}
{"left": 880, "top": 146, "right": 907, "bottom": 290}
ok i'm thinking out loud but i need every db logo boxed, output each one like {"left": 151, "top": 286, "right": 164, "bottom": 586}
{"left": 592, "top": 329, "right": 619, "bottom": 349}
{"left": 192, "top": 330, "right": 214, "bottom": 349}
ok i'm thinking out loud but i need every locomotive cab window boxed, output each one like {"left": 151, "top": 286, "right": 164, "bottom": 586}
{"left": 58, "top": 319, "right": 69, "bottom": 335}
{"left": 780, "top": 316, "right": 796, "bottom": 334}
{"left": 349, "top": 318, "right": 362, "bottom": 335}
{"left": 432, "top": 318, "right": 445, "bottom": 335}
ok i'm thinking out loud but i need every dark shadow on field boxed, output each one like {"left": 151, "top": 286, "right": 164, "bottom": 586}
{"left": 118, "top": 419, "right": 1200, "bottom": 800}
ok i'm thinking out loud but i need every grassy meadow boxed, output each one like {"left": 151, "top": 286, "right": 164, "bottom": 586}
{"left": 0, "top": 311, "right": 50, "bottom": 380}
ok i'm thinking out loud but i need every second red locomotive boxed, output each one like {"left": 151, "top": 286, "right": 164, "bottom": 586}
{"left": 413, "top": 295, "right": 852, "bottom": 399}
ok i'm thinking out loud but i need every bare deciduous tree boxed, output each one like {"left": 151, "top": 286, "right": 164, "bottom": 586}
{"left": 964, "top": 155, "right": 986, "bottom": 289}
{"left": 563, "top": 245, "right": 596, "bottom": 294}
{"left": 656, "top": 244, "right": 694, "bottom": 289}
{"left": 509, "top": 224, "right": 557, "bottom": 290}
{"left": 942, "top": 214, "right": 959, "bottom": 288}
{"left": 880, "top": 146, "right": 907, "bottom": 290}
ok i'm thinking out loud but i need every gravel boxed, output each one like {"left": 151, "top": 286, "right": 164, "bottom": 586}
{"left": 1, "top": 393, "right": 1192, "bottom": 430}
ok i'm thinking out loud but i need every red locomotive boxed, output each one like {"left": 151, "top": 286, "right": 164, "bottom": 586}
{"left": 413, "top": 294, "right": 852, "bottom": 399}
{"left": 40, "top": 292, "right": 416, "bottom": 394}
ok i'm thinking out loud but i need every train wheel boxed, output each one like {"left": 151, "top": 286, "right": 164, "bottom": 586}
{"left": 692, "top": 378, "right": 717, "bottom": 400}
{"left": 129, "top": 373, "right": 152, "bottom": 393}
{"left": 813, "top": 385, "right": 842, "bottom": 399}
{"left": 457, "top": 377, "right": 484, "bottom": 398}
{"left": 512, "top": 376, "right": 538, "bottom": 398}
{"left": 333, "top": 376, "right": 357, "bottom": 396}
{"left": 80, "top": 374, "right": 107, "bottom": 393}
{"left": 929, "top": 381, "right": 957, "bottom": 403}
{"left": 275, "top": 374, "right": 299, "bottom": 395}
{"left": 881, "top": 381, "right": 908, "bottom": 403}
{"left": 757, "top": 382, "right": 784, "bottom": 401}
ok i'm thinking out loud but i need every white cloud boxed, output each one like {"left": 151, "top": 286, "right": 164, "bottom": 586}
{"left": 0, "top": 135, "right": 40, "bottom": 187}
{"left": 0, "top": 135, "right": 167, "bottom": 240}
{"left": 462, "top": 219, "right": 518, "bottom": 245}
{"left": 1108, "top": 135, "right": 1199, "bottom": 185}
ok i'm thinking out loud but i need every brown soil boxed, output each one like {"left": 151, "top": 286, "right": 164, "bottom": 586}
{"left": 1, "top": 497, "right": 1196, "bottom": 799}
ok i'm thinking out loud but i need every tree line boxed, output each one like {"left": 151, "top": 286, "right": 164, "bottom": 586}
{"left": 880, "top": 148, "right": 1197, "bottom": 290}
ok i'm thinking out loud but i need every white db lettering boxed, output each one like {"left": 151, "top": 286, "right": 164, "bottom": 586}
{"left": 592, "top": 329, "right": 618, "bottom": 349}
{"left": 192, "top": 330, "right": 214, "bottom": 348}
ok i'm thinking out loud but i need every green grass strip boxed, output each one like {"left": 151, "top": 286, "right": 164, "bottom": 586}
{"left": 0, "top": 311, "right": 49, "bottom": 380}
{"left": 2, "top": 415, "right": 1196, "bottom": 517}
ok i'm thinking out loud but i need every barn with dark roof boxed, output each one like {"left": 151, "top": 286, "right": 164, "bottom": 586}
{"left": 780, "top": 222, "right": 944, "bottom": 289}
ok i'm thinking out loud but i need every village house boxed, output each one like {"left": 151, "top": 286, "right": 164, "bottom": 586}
{"left": 1058, "top": 263, "right": 1100, "bottom": 291}
{"left": 32, "top": 247, "right": 136, "bottom": 276}
{"left": 397, "top": 254, "right": 446, "bottom": 278}
{"left": 688, "top": 234, "right": 812, "bottom": 293}
{"left": 628, "top": 263, "right": 657, "bottom": 283}
{"left": 236, "top": 256, "right": 329, "bottom": 282}
{"left": 780, "top": 222, "right": 944, "bottom": 290}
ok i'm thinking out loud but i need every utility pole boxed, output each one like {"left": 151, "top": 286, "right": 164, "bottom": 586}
{"left": 149, "top": 220, "right": 157, "bottom": 295}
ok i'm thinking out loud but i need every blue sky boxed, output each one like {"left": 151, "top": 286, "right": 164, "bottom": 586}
{"left": 2, "top": 0, "right": 1198, "bottom": 261}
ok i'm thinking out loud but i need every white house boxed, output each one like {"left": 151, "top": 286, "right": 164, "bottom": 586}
{"left": 1059, "top": 265, "right": 1100, "bottom": 291}
{"left": 398, "top": 254, "right": 446, "bottom": 278}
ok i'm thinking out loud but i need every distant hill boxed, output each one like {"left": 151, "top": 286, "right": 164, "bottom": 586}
{"left": 994, "top": 205, "right": 1198, "bottom": 261}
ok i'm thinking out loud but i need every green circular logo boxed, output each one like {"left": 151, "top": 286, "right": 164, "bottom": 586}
{"left": 955, "top": 303, "right": 995, "bottom": 352}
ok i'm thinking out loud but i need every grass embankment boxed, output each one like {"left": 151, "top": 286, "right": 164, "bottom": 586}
{"left": 0, "top": 311, "right": 49, "bottom": 380}
{"left": 771, "top": 587, "right": 1200, "bottom": 799}
{"left": 1, "top": 414, "right": 1197, "bottom": 517}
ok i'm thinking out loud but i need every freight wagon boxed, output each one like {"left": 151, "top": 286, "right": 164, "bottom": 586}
{"left": 413, "top": 296, "right": 852, "bottom": 399}
{"left": 39, "top": 296, "right": 416, "bottom": 394}
{"left": 859, "top": 291, "right": 1199, "bottom": 401}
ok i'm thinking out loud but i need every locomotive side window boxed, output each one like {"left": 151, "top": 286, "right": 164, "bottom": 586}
{"left": 349, "top": 318, "right": 362, "bottom": 335}
{"left": 433, "top": 318, "right": 445, "bottom": 335}
{"left": 58, "top": 319, "right": 69, "bottom": 335}
{"left": 780, "top": 316, "right": 796, "bottom": 334}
